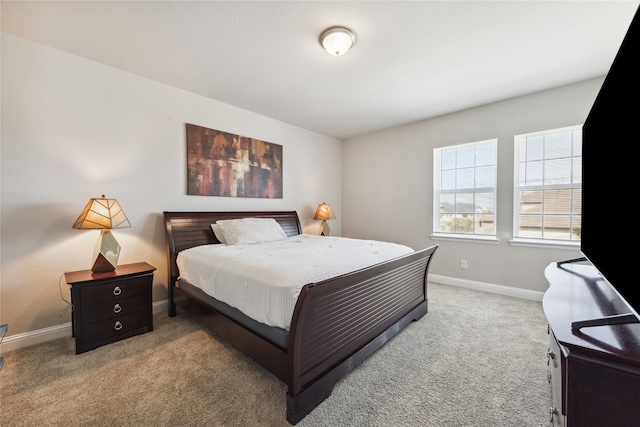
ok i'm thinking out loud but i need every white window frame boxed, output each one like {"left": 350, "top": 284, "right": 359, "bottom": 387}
{"left": 432, "top": 139, "right": 498, "bottom": 241}
{"left": 512, "top": 125, "right": 582, "bottom": 246}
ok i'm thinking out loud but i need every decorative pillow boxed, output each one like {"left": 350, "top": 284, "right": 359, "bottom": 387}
{"left": 216, "top": 218, "right": 288, "bottom": 245}
{"left": 210, "top": 224, "right": 227, "bottom": 244}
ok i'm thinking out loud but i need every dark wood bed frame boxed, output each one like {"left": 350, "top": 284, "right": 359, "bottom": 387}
{"left": 164, "top": 211, "right": 438, "bottom": 424}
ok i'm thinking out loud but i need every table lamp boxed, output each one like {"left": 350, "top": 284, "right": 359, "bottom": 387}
{"left": 73, "top": 195, "right": 131, "bottom": 273}
{"left": 313, "top": 202, "right": 336, "bottom": 236}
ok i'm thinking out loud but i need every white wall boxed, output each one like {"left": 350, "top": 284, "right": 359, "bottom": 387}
{"left": 0, "top": 34, "right": 342, "bottom": 338}
{"left": 342, "top": 78, "right": 603, "bottom": 293}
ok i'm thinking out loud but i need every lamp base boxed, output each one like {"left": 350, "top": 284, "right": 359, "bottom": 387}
{"left": 91, "top": 230, "right": 121, "bottom": 273}
{"left": 319, "top": 220, "right": 331, "bottom": 236}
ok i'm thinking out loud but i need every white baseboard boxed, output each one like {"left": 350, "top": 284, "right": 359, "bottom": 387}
{"left": 1, "top": 323, "right": 72, "bottom": 354}
{"left": 2, "top": 280, "right": 542, "bottom": 353}
{"left": 1, "top": 300, "right": 168, "bottom": 353}
{"left": 429, "top": 274, "right": 545, "bottom": 302}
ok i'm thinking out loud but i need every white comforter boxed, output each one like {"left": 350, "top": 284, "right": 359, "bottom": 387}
{"left": 176, "top": 234, "right": 414, "bottom": 330}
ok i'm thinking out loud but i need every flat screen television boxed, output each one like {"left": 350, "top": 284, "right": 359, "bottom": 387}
{"left": 577, "top": 5, "right": 640, "bottom": 328}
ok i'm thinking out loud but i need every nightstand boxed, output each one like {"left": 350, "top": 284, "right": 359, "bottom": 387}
{"left": 65, "top": 262, "right": 156, "bottom": 354}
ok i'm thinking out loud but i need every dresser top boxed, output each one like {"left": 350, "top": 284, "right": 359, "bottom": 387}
{"left": 544, "top": 262, "right": 640, "bottom": 363}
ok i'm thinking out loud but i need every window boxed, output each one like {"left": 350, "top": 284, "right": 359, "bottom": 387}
{"left": 433, "top": 139, "right": 497, "bottom": 237}
{"left": 514, "top": 125, "right": 582, "bottom": 242}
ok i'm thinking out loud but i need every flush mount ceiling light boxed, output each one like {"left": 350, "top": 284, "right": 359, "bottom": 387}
{"left": 319, "top": 26, "right": 356, "bottom": 56}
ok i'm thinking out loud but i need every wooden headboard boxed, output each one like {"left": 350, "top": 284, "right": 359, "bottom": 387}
{"left": 163, "top": 211, "right": 302, "bottom": 286}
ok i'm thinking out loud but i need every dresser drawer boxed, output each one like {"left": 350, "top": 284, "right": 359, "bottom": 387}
{"left": 548, "top": 330, "right": 566, "bottom": 427}
{"left": 80, "top": 310, "right": 150, "bottom": 343}
{"left": 78, "top": 275, "right": 151, "bottom": 306}
{"left": 82, "top": 293, "right": 150, "bottom": 324}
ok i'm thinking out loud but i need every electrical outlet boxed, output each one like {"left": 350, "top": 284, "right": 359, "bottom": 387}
{"left": 461, "top": 259, "right": 468, "bottom": 269}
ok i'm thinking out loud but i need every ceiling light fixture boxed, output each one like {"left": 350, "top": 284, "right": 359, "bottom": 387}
{"left": 319, "top": 26, "right": 356, "bottom": 56}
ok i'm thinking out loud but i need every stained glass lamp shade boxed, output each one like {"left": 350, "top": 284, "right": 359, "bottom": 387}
{"left": 313, "top": 202, "right": 336, "bottom": 236}
{"left": 73, "top": 195, "right": 131, "bottom": 273}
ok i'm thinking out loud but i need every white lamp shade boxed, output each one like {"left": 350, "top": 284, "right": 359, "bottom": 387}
{"left": 313, "top": 203, "right": 337, "bottom": 221}
{"left": 73, "top": 195, "right": 131, "bottom": 230}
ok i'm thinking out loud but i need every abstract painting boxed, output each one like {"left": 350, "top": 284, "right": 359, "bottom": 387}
{"left": 186, "top": 123, "right": 283, "bottom": 198}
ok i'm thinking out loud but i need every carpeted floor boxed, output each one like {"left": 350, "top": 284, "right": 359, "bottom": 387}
{"left": 0, "top": 282, "right": 550, "bottom": 426}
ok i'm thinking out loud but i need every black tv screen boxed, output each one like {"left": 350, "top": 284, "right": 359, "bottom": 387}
{"left": 581, "top": 6, "right": 640, "bottom": 321}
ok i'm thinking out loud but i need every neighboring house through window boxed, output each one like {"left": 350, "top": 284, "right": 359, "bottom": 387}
{"left": 513, "top": 125, "right": 582, "bottom": 244}
{"left": 433, "top": 139, "right": 497, "bottom": 238}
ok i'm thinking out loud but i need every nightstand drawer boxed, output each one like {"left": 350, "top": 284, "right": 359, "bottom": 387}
{"left": 80, "top": 310, "right": 150, "bottom": 343}
{"left": 82, "top": 293, "right": 150, "bottom": 324}
{"left": 79, "top": 275, "right": 150, "bottom": 306}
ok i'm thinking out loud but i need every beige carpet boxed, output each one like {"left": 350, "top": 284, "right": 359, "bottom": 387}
{"left": 0, "top": 282, "right": 550, "bottom": 426}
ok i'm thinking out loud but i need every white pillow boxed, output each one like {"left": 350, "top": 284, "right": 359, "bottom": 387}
{"left": 216, "top": 217, "right": 288, "bottom": 245}
{"left": 210, "top": 224, "right": 227, "bottom": 244}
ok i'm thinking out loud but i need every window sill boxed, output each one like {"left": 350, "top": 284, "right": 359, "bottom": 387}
{"left": 509, "top": 238, "right": 580, "bottom": 250}
{"left": 431, "top": 233, "right": 500, "bottom": 244}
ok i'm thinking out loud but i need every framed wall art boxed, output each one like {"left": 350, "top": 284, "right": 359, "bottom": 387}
{"left": 186, "top": 123, "right": 283, "bottom": 198}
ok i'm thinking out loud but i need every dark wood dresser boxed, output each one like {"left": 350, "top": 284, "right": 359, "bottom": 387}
{"left": 65, "top": 262, "right": 156, "bottom": 354}
{"left": 544, "top": 262, "right": 640, "bottom": 427}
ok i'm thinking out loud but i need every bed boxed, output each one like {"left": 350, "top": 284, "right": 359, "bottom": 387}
{"left": 164, "top": 210, "right": 438, "bottom": 424}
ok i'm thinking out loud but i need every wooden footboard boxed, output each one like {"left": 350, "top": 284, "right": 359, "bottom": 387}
{"left": 163, "top": 211, "right": 437, "bottom": 424}
{"left": 286, "top": 245, "right": 437, "bottom": 423}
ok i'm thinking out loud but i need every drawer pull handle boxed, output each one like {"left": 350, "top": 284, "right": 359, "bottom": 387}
{"left": 546, "top": 346, "right": 555, "bottom": 365}
{"left": 114, "top": 321, "right": 123, "bottom": 331}
{"left": 113, "top": 286, "right": 122, "bottom": 296}
{"left": 113, "top": 304, "right": 122, "bottom": 313}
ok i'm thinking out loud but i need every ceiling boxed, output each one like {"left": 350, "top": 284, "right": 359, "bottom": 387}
{"left": 2, "top": 1, "right": 638, "bottom": 140}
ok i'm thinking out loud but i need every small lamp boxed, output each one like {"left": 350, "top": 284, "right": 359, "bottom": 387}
{"left": 313, "top": 202, "right": 336, "bottom": 236}
{"left": 73, "top": 195, "right": 131, "bottom": 273}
